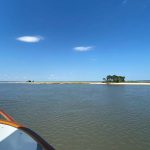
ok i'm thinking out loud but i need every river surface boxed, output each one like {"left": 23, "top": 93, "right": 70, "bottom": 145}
{"left": 0, "top": 83, "right": 150, "bottom": 150}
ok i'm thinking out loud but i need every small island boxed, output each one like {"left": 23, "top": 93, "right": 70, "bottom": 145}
{"left": 103, "top": 75, "right": 125, "bottom": 83}
{"left": 26, "top": 80, "right": 34, "bottom": 83}
{"left": 23, "top": 75, "right": 150, "bottom": 86}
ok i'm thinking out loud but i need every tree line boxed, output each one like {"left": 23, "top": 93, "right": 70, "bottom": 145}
{"left": 103, "top": 75, "right": 125, "bottom": 83}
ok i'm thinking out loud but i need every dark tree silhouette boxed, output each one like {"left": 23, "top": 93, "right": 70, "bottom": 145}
{"left": 103, "top": 75, "right": 125, "bottom": 83}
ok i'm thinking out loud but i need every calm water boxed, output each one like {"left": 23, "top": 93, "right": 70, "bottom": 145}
{"left": 0, "top": 83, "right": 150, "bottom": 150}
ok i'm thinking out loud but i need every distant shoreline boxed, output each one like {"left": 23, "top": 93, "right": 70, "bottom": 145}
{"left": 0, "top": 81, "right": 150, "bottom": 85}
{"left": 19, "top": 81, "right": 150, "bottom": 85}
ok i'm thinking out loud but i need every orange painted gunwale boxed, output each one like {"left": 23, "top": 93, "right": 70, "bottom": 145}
{"left": 0, "top": 110, "right": 16, "bottom": 122}
{"left": 0, "top": 110, "right": 55, "bottom": 150}
{"left": 0, "top": 119, "right": 22, "bottom": 128}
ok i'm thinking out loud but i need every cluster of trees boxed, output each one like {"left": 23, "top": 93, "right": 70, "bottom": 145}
{"left": 26, "top": 80, "right": 34, "bottom": 82}
{"left": 103, "top": 75, "right": 125, "bottom": 83}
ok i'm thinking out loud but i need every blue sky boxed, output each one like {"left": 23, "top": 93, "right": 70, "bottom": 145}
{"left": 0, "top": 0, "right": 150, "bottom": 81}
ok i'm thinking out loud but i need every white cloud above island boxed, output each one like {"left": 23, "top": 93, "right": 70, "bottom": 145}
{"left": 73, "top": 46, "right": 93, "bottom": 52}
{"left": 16, "top": 36, "right": 43, "bottom": 43}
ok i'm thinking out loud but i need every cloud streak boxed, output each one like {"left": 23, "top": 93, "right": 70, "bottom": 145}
{"left": 74, "top": 46, "right": 93, "bottom": 52}
{"left": 16, "top": 36, "right": 43, "bottom": 43}
{"left": 48, "top": 74, "right": 56, "bottom": 80}
{"left": 122, "top": 0, "right": 128, "bottom": 5}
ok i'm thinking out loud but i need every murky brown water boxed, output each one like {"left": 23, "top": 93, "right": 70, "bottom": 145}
{"left": 0, "top": 83, "right": 150, "bottom": 150}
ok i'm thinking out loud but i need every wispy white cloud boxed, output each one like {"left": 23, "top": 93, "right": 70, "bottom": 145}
{"left": 122, "top": 0, "right": 128, "bottom": 5}
{"left": 48, "top": 74, "right": 56, "bottom": 80}
{"left": 73, "top": 46, "right": 93, "bottom": 52}
{"left": 16, "top": 36, "right": 43, "bottom": 43}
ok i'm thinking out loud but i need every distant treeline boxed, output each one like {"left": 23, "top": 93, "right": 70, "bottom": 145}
{"left": 103, "top": 75, "right": 125, "bottom": 83}
{"left": 26, "top": 80, "right": 34, "bottom": 82}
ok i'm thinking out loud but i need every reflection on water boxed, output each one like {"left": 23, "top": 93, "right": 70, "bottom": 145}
{"left": 0, "top": 83, "right": 150, "bottom": 150}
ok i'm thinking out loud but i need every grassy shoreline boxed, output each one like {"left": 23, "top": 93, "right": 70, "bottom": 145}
{"left": 20, "top": 81, "right": 150, "bottom": 85}
{"left": 1, "top": 81, "right": 150, "bottom": 85}
{"left": 28, "top": 81, "right": 150, "bottom": 85}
